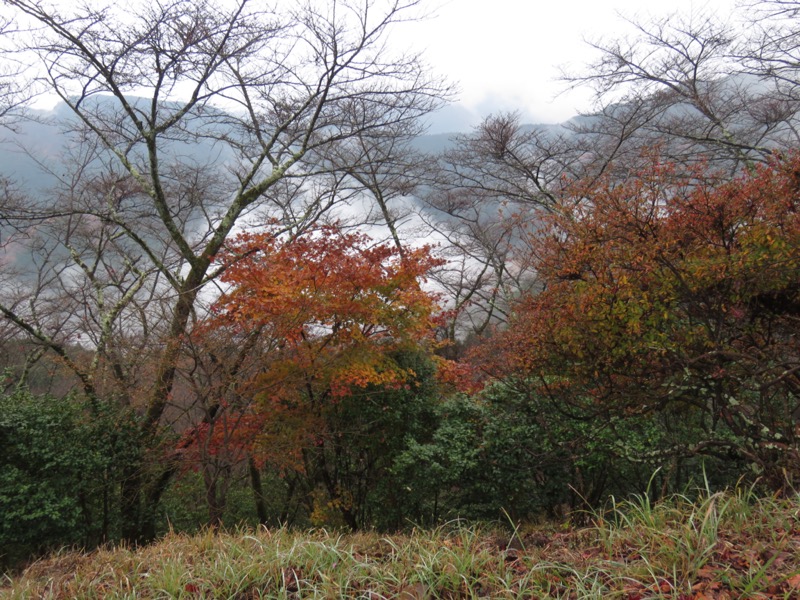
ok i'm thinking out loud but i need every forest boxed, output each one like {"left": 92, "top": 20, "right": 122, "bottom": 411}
{"left": 1, "top": 0, "right": 800, "bottom": 574}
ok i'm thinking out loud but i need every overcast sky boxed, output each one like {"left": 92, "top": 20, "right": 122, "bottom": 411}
{"left": 399, "top": 0, "right": 743, "bottom": 130}
{"left": 23, "top": 0, "right": 747, "bottom": 130}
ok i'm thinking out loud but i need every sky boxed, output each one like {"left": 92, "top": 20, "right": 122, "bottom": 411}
{"left": 21, "top": 0, "right": 745, "bottom": 130}
{"left": 397, "top": 0, "right": 742, "bottom": 130}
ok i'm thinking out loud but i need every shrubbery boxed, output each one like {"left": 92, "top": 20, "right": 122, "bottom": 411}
{"left": 393, "top": 382, "right": 746, "bottom": 525}
{"left": 0, "top": 387, "right": 139, "bottom": 568}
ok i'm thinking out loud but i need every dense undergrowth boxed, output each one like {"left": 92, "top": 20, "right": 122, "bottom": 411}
{"left": 3, "top": 488, "right": 799, "bottom": 599}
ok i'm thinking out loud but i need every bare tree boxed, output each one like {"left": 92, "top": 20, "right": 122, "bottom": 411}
{"left": 419, "top": 114, "right": 578, "bottom": 343}
{"left": 564, "top": 8, "right": 800, "bottom": 172}
{"left": 744, "top": 1, "right": 800, "bottom": 101}
{"left": 0, "top": 11, "right": 30, "bottom": 126}
{"left": 0, "top": 0, "right": 449, "bottom": 541}
{"left": 423, "top": 3, "right": 800, "bottom": 344}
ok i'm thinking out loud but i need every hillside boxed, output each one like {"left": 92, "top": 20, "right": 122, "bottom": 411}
{"left": 3, "top": 490, "right": 799, "bottom": 599}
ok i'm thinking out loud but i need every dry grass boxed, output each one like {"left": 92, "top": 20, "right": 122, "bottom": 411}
{"left": 2, "top": 489, "right": 799, "bottom": 599}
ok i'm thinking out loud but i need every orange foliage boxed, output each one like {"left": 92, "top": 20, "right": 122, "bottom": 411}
{"left": 188, "top": 225, "right": 446, "bottom": 472}
{"left": 477, "top": 154, "right": 800, "bottom": 485}
{"left": 212, "top": 226, "right": 443, "bottom": 401}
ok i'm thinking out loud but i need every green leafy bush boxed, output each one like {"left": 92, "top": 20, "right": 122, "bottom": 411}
{"left": 0, "top": 387, "right": 138, "bottom": 568}
{"left": 392, "top": 382, "right": 745, "bottom": 524}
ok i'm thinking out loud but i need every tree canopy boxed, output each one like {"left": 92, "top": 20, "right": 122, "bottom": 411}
{"left": 480, "top": 154, "right": 800, "bottom": 488}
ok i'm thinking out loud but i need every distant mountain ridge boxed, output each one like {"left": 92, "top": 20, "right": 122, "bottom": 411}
{"left": 0, "top": 97, "right": 569, "bottom": 191}
{"left": 1, "top": 98, "right": 241, "bottom": 192}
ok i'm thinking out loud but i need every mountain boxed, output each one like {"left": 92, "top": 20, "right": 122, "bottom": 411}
{"left": 1, "top": 98, "right": 240, "bottom": 192}
{"left": 0, "top": 97, "right": 569, "bottom": 190}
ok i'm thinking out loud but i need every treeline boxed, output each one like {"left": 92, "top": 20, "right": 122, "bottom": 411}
{"left": 2, "top": 0, "right": 800, "bottom": 570}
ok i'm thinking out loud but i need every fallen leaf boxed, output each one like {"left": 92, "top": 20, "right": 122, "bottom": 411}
{"left": 397, "top": 582, "right": 429, "bottom": 600}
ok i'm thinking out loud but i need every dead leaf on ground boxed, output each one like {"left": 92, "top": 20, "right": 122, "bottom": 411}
{"left": 397, "top": 582, "right": 429, "bottom": 599}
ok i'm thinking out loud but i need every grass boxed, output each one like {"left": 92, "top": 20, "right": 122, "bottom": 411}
{"left": 2, "top": 489, "right": 799, "bottom": 599}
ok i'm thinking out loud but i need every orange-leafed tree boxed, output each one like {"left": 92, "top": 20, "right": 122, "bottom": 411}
{"left": 189, "top": 226, "right": 445, "bottom": 528}
{"left": 480, "top": 155, "right": 800, "bottom": 490}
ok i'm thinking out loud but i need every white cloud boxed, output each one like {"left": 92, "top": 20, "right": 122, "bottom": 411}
{"left": 396, "top": 0, "right": 740, "bottom": 125}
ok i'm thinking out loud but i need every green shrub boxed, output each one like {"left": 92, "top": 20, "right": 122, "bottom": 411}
{"left": 0, "top": 387, "right": 138, "bottom": 568}
{"left": 392, "top": 381, "right": 746, "bottom": 525}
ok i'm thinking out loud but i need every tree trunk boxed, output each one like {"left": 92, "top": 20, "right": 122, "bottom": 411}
{"left": 204, "top": 467, "right": 225, "bottom": 529}
{"left": 120, "top": 467, "right": 144, "bottom": 544}
{"left": 249, "top": 457, "right": 269, "bottom": 526}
